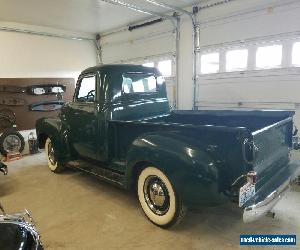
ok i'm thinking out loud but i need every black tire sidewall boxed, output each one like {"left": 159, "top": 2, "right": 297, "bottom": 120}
{"left": 0, "top": 129, "right": 25, "bottom": 156}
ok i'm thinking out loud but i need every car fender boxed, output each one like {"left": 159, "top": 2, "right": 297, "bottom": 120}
{"left": 36, "top": 117, "right": 70, "bottom": 160}
{"left": 126, "top": 132, "right": 227, "bottom": 205}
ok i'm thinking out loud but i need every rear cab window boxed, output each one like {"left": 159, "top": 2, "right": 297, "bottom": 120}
{"left": 122, "top": 72, "right": 163, "bottom": 94}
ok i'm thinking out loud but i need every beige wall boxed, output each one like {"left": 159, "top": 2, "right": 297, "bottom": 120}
{"left": 0, "top": 22, "right": 97, "bottom": 80}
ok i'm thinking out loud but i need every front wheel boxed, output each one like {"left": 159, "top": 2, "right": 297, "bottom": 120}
{"left": 137, "top": 166, "right": 186, "bottom": 228}
{"left": 45, "top": 138, "right": 65, "bottom": 173}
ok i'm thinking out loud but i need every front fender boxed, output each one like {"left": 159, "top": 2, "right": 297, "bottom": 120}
{"left": 126, "top": 132, "right": 228, "bottom": 206}
{"left": 36, "top": 117, "right": 69, "bottom": 161}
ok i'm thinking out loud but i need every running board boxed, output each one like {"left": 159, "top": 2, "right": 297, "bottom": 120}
{"left": 67, "top": 160, "right": 125, "bottom": 186}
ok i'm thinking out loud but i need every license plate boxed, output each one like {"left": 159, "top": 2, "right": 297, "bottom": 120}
{"left": 239, "top": 182, "right": 255, "bottom": 207}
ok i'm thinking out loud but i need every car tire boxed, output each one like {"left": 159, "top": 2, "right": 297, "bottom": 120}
{"left": 0, "top": 129, "right": 25, "bottom": 156}
{"left": 137, "top": 166, "right": 186, "bottom": 228}
{"left": 45, "top": 138, "right": 65, "bottom": 173}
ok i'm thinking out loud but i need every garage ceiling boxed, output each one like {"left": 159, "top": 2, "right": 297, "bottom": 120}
{"left": 0, "top": 0, "right": 200, "bottom": 34}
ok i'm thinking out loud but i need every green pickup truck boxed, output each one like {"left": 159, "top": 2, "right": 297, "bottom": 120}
{"left": 36, "top": 64, "right": 300, "bottom": 228}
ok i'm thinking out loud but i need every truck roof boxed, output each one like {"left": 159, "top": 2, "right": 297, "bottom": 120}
{"left": 81, "top": 64, "right": 160, "bottom": 76}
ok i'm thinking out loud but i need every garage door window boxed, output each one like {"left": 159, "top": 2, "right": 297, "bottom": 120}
{"left": 226, "top": 49, "right": 248, "bottom": 72}
{"left": 143, "top": 62, "right": 154, "bottom": 67}
{"left": 292, "top": 42, "right": 300, "bottom": 66}
{"left": 201, "top": 53, "right": 219, "bottom": 74}
{"left": 256, "top": 45, "right": 282, "bottom": 69}
{"left": 158, "top": 60, "right": 172, "bottom": 77}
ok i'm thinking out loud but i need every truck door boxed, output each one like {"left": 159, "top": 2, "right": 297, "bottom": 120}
{"left": 67, "top": 74, "right": 98, "bottom": 160}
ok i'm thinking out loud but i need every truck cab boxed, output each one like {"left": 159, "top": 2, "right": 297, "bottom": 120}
{"left": 63, "top": 65, "right": 168, "bottom": 162}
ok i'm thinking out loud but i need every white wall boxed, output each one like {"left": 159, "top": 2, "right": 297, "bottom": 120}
{"left": 0, "top": 22, "right": 97, "bottom": 80}
{"left": 101, "top": 20, "right": 175, "bottom": 64}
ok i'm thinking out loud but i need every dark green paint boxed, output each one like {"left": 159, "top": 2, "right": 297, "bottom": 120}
{"left": 36, "top": 64, "right": 299, "bottom": 207}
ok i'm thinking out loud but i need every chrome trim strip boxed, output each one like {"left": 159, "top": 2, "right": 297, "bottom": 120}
{"left": 73, "top": 165, "right": 124, "bottom": 186}
{"left": 252, "top": 117, "right": 292, "bottom": 136}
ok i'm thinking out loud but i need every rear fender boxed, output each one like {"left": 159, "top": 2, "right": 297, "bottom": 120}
{"left": 126, "top": 133, "right": 227, "bottom": 205}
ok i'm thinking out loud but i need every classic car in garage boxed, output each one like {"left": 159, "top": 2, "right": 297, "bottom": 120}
{"left": 36, "top": 64, "right": 300, "bottom": 228}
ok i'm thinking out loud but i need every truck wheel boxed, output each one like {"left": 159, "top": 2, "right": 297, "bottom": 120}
{"left": 137, "top": 166, "right": 186, "bottom": 228}
{"left": 45, "top": 138, "right": 65, "bottom": 173}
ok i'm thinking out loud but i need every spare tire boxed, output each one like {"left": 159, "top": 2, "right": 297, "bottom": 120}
{"left": 0, "top": 129, "right": 25, "bottom": 156}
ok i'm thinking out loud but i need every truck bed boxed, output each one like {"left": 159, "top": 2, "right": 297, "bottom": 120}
{"left": 110, "top": 109, "right": 295, "bottom": 203}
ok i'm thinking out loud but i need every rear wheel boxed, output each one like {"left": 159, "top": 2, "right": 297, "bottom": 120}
{"left": 45, "top": 138, "right": 65, "bottom": 173}
{"left": 137, "top": 166, "right": 186, "bottom": 228}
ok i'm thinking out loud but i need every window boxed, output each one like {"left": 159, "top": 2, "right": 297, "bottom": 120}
{"left": 143, "top": 62, "right": 154, "bottom": 67}
{"left": 292, "top": 42, "right": 300, "bottom": 66}
{"left": 200, "top": 53, "right": 219, "bottom": 74}
{"left": 76, "top": 75, "right": 96, "bottom": 102}
{"left": 256, "top": 45, "right": 282, "bottom": 69}
{"left": 158, "top": 60, "right": 172, "bottom": 77}
{"left": 226, "top": 49, "right": 248, "bottom": 71}
{"left": 122, "top": 73, "right": 157, "bottom": 94}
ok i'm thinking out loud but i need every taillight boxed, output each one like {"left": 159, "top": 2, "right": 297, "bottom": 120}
{"left": 247, "top": 171, "right": 258, "bottom": 185}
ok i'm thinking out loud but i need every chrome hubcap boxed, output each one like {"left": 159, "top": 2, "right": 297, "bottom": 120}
{"left": 47, "top": 141, "right": 56, "bottom": 165}
{"left": 143, "top": 176, "right": 170, "bottom": 216}
{"left": 149, "top": 183, "right": 165, "bottom": 207}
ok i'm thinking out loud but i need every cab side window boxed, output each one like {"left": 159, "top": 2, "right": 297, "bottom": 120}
{"left": 76, "top": 75, "right": 96, "bottom": 102}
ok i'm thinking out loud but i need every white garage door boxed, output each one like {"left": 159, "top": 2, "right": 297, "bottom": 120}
{"left": 195, "top": 0, "right": 300, "bottom": 128}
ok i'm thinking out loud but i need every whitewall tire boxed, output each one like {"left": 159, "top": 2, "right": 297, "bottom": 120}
{"left": 45, "top": 138, "right": 65, "bottom": 173}
{"left": 137, "top": 166, "right": 186, "bottom": 228}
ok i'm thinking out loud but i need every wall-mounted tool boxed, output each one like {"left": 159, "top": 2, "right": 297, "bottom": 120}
{"left": 0, "top": 97, "right": 26, "bottom": 106}
{"left": 27, "top": 84, "right": 66, "bottom": 95}
{"left": 29, "top": 100, "right": 64, "bottom": 112}
{"left": 0, "top": 85, "right": 26, "bottom": 93}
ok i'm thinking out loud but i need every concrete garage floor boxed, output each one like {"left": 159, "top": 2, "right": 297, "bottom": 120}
{"left": 0, "top": 153, "right": 299, "bottom": 250}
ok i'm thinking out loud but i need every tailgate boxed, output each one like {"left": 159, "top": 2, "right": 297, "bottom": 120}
{"left": 252, "top": 116, "right": 294, "bottom": 191}
{"left": 243, "top": 160, "right": 300, "bottom": 208}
